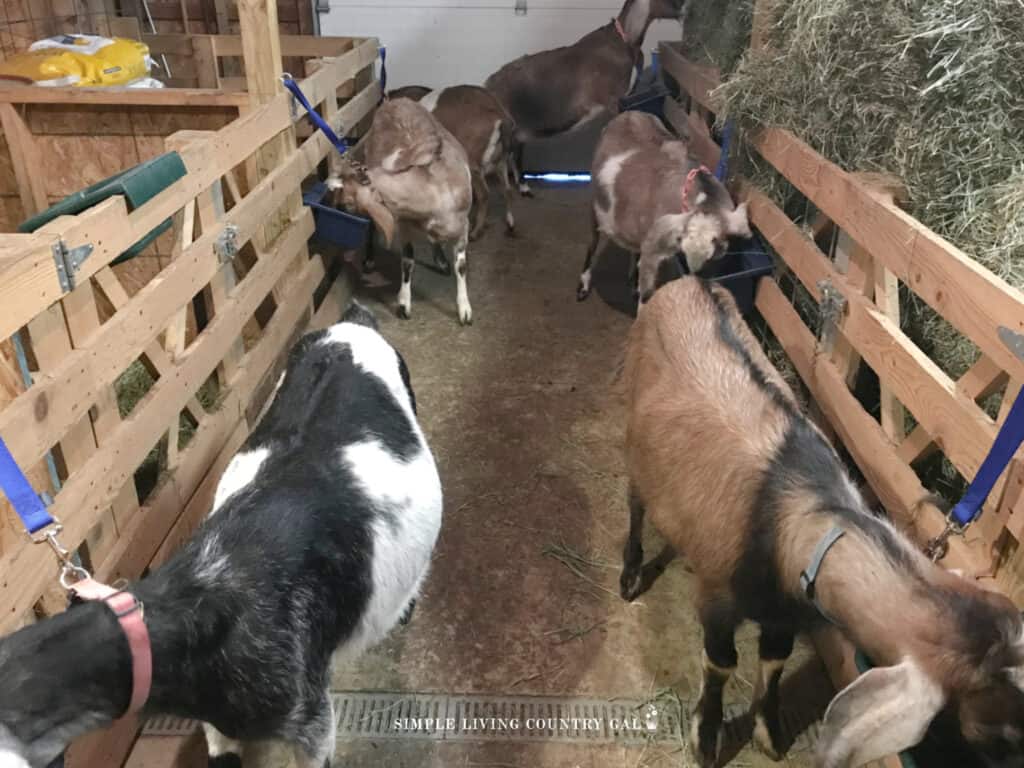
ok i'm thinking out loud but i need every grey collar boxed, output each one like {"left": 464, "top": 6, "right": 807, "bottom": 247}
{"left": 800, "top": 525, "right": 846, "bottom": 625}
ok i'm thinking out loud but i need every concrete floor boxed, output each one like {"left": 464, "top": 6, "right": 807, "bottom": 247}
{"left": 331, "top": 184, "right": 832, "bottom": 767}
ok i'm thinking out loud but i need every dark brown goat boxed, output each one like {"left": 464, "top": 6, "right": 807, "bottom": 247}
{"left": 389, "top": 85, "right": 517, "bottom": 239}
{"left": 485, "top": 0, "right": 685, "bottom": 193}
{"left": 622, "top": 277, "right": 1024, "bottom": 768}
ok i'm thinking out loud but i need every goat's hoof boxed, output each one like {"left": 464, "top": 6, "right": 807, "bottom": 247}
{"left": 576, "top": 284, "right": 591, "bottom": 302}
{"left": 362, "top": 258, "right": 376, "bottom": 273}
{"left": 752, "top": 713, "right": 785, "bottom": 761}
{"left": 399, "top": 598, "right": 417, "bottom": 626}
{"left": 505, "top": 224, "right": 516, "bottom": 237}
{"left": 458, "top": 308, "right": 473, "bottom": 325}
{"left": 519, "top": 184, "right": 533, "bottom": 198}
{"left": 397, "top": 305, "right": 411, "bottom": 320}
{"left": 619, "top": 569, "right": 643, "bottom": 602}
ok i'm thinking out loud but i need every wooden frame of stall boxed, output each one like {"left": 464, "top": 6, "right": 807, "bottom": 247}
{"left": 0, "top": 6, "right": 379, "bottom": 764}
{"left": 660, "top": 38, "right": 1024, "bottom": 764}
{"left": 0, "top": 32, "right": 364, "bottom": 234}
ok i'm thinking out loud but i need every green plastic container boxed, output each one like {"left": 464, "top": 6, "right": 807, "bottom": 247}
{"left": 19, "top": 152, "right": 186, "bottom": 265}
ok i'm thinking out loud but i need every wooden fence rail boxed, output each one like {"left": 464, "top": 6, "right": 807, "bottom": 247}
{"left": 0, "top": 36, "right": 380, "bottom": 636}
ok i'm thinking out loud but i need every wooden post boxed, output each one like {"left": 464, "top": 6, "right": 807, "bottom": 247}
{"left": 0, "top": 104, "right": 49, "bottom": 218}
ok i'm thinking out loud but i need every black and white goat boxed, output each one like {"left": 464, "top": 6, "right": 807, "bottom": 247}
{"left": 485, "top": 0, "right": 686, "bottom": 194}
{"left": 578, "top": 110, "right": 750, "bottom": 302}
{"left": 0, "top": 302, "right": 443, "bottom": 768}
{"left": 621, "top": 276, "right": 1024, "bottom": 768}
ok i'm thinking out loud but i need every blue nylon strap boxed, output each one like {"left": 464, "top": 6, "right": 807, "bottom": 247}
{"left": 714, "top": 119, "right": 734, "bottom": 182}
{"left": 280, "top": 76, "right": 349, "bottom": 155}
{"left": 0, "top": 434, "right": 55, "bottom": 535}
{"left": 801, "top": 525, "right": 845, "bottom": 626}
{"left": 379, "top": 47, "right": 387, "bottom": 102}
{"left": 951, "top": 387, "right": 1024, "bottom": 526}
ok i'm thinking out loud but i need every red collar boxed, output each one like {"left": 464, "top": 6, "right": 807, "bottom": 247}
{"left": 614, "top": 17, "right": 629, "bottom": 44}
{"left": 73, "top": 578, "right": 152, "bottom": 714}
{"left": 681, "top": 165, "right": 712, "bottom": 212}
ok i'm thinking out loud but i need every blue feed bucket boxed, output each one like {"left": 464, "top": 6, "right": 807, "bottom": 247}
{"left": 302, "top": 182, "right": 371, "bottom": 249}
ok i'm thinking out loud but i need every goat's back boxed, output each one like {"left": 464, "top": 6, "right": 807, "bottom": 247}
{"left": 623, "top": 278, "right": 796, "bottom": 581}
{"left": 485, "top": 25, "right": 633, "bottom": 138}
{"left": 430, "top": 86, "right": 515, "bottom": 171}
{"left": 592, "top": 113, "right": 693, "bottom": 251}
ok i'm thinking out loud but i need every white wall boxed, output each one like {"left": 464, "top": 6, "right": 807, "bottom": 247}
{"left": 319, "top": 0, "right": 681, "bottom": 88}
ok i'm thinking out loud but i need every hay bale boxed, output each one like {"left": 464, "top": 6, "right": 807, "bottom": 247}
{"left": 709, "top": 0, "right": 1024, "bottom": 379}
{"left": 680, "top": 0, "right": 754, "bottom": 75}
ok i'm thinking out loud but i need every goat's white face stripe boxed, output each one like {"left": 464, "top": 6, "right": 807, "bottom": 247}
{"left": 211, "top": 447, "right": 270, "bottom": 515}
{"left": 420, "top": 89, "right": 441, "bottom": 113}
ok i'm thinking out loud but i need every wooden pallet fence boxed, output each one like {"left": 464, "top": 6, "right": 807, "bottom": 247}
{"left": 0, "top": 36, "right": 380, "bottom": 637}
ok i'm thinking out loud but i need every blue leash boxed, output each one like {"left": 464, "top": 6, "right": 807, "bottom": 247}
{"left": 0, "top": 434, "right": 56, "bottom": 536}
{"left": 280, "top": 75, "right": 350, "bottom": 155}
{"left": 952, "top": 387, "right": 1024, "bottom": 527}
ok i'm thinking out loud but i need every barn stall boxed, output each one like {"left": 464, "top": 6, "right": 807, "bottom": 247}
{"left": 0, "top": 1, "right": 1021, "bottom": 767}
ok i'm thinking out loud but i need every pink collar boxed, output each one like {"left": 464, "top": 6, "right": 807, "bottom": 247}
{"left": 72, "top": 578, "right": 152, "bottom": 714}
{"left": 681, "top": 165, "right": 712, "bottom": 212}
{"left": 614, "top": 17, "right": 629, "bottom": 44}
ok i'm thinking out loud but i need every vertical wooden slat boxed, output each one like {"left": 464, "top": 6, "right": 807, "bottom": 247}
{"left": 0, "top": 104, "right": 49, "bottom": 218}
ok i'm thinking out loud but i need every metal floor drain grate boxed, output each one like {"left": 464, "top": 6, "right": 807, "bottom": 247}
{"left": 141, "top": 691, "right": 821, "bottom": 751}
{"left": 334, "top": 691, "right": 683, "bottom": 745}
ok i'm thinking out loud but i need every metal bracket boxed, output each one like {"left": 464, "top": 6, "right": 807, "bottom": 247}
{"left": 51, "top": 240, "right": 94, "bottom": 292}
{"left": 214, "top": 224, "right": 240, "bottom": 264}
{"left": 998, "top": 326, "right": 1024, "bottom": 363}
{"left": 515, "top": 0, "right": 527, "bottom": 15}
{"left": 315, "top": 0, "right": 329, "bottom": 12}
{"left": 816, "top": 278, "right": 847, "bottom": 350}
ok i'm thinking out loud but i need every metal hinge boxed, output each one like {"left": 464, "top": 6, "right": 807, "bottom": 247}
{"left": 214, "top": 224, "right": 240, "bottom": 264}
{"left": 515, "top": 0, "right": 527, "bottom": 15}
{"left": 51, "top": 240, "right": 94, "bottom": 292}
{"left": 816, "top": 278, "right": 847, "bottom": 350}
{"left": 999, "top": 326, "right": 1024, "bottom": 363}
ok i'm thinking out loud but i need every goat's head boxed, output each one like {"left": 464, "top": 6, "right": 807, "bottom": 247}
{"left": 816, "top": 599, "right": 1024, "bottom": 768}
{"left": 326, "top": 159, "right": 396, "bottom": 247}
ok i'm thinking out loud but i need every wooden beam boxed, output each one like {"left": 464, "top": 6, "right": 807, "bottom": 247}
{"left": 751, "top": 128, "right": 1024, "bottom": 386}
{"left": 0, "top": 104, "right": 49, "bottom": 217}
{"left": 658, "top": 42, "right": 720, "bottom": 112}
{"left": 0, "top": 87, "right": 250, "bottom": 107}
{"left": 755, "top": 279, "right": 992, "bottom": 578}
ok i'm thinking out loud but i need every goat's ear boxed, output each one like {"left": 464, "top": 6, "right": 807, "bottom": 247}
{"left": 817, "top": 659, "right": 944, "bottom": 768}
{"left": 356, "top": 186, "right": 396, "bottom": 247}
{"left": 725, "top": 202, "right": 752, "bottom": 238}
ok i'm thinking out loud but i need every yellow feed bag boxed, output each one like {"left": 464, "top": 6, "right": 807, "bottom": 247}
{"left": 0, "top": 35, "right": 152, "bottom": 87}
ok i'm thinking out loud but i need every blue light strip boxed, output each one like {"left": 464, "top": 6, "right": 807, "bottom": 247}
{"left": 523, "top": 173, "right": 592, "bottom": 183}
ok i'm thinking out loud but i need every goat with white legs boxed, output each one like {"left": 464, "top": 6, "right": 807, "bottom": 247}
{"left": 389, "top": 85, "right": 518, "bottom": 239}
{"left": 330, "top": 98, "right": 474, "bottom": 325}
{"left": 0, "top": 302, "right": 443, "bottom": 768}
{"left": 621, "top": 277, "right": 1024, "bottom": 768}
{"left": 578, "top": 111, "right": 750, "bottom": 302}
{"left": 486, "top": 0, "right": 687, "bottom": 195}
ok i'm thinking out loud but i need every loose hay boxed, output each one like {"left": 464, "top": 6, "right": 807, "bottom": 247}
{"left": 706, "top": 0, "right": 1024, "bottom": 380}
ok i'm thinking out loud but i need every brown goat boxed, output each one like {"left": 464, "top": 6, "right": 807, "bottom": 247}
{"left": 388, "top": 84, "right": 517, "bottom": 239}
{"left": 486, "top": 0, "right": 685, "bottom": 194}
{"left": 578, "top": 111, "right": 750, "bottom": 301}
{"left": 622, "top": 277, "right": 1024, "bottom": 768}
{"left": 329, "top": 98, "right": 474, "bottom": 324}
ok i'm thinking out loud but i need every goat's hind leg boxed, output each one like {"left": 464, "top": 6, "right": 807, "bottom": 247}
{"left": 691, "top": 599, "right": 739, "bottom": 768}
{"left": 577, "top": 212, "right": 609, "bottom": 301}
{"left": 620, "top": 486, "right": 646, "bottom": 600}
{"left": 450, "top": 229, "right": 473, "bottom": 325}
{"left": 751, "top": 624, "right": 794, "bottom": 760}
{"left": 469, "top": 169, "right": 489, "bottom": 241}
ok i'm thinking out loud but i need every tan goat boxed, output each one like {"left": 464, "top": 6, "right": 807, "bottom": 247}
{"left": 330, "top": 98, "right": 474, "bottom": 324}
{"left": 621, "top": 277, "right": 1024, "bottom": 768}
